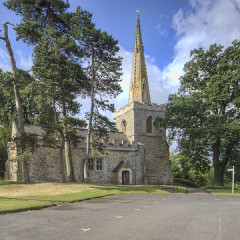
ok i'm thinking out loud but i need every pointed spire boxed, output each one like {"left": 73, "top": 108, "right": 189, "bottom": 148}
{"left": 128, "top": 12, "right": 151, "bottom": 105}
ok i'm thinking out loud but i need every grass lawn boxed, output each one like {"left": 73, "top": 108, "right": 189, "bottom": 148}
{"left": 0, "top": 182, "right": 172, "bottom": 202}
{"left": 0, "top": 199, "right": 55, "bottom": 213}
{"left": 207, "top": 188, "right": 240, "bottom": 196}
{"left": 0, "top": 181, "right": 185, "bottom": 213}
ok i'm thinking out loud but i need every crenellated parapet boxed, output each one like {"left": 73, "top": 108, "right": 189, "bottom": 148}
{"left": 104, "top": 140, "right": 138, "bottom": 151}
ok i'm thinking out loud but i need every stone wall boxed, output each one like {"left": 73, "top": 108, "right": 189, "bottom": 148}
{"left": 5, "top": 133, "right": 144, "bottom": 184}
{"left": 116, "top": 101, "right": 173, "bottom": 184}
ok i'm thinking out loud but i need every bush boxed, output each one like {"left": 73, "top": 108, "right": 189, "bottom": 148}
{"left": 174, "top": 178, "right": 201, "bottom": 188}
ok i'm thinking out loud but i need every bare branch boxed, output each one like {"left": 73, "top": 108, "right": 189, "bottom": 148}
{"left": 0, "top": 36, "right": 5, "bottom": 41}
{"left": 4, "top": 22, "right": 17, "bottom": 28}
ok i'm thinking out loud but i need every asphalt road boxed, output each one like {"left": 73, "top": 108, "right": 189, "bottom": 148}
{"left": 1, "top": 193, "right": 240, "bottom": 240}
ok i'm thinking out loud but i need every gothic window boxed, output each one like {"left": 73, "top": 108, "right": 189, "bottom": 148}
{"left": 96, "top": 158, "right": 103, "bottom": 171}
{"left": 147, "top": 116, "right": 152, "bottom": 133}
{"left": 88, "top": 158, "right": 94, "bottom": 170}
{"left": 122, "top": 120, "right": 127, "bottom": 136}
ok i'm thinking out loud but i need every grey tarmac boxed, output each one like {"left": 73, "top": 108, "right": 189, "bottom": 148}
{"left": 1, "top": 193, "right": 240, "bottom": 240}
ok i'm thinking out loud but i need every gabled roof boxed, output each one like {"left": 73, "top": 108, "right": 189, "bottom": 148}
{"left": 113, "top": 161, "right": 131, "bottom": 172}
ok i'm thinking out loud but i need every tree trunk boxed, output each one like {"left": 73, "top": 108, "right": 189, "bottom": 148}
{"left": 84, "top": 44, "right": 96, "bottom": 182}
{"left": 59, "top": 139, "right": 67, "bottom": 183}
{"left": 212, "top": 140, "right": 224, "bottom": 186}
{"left": 52, "top": 91, "right": 66, "bottom": 182}
{"left": 61, "top": 101, "right": 75, "bottom": 182}
{"left": 3, "top": 22, "right": 25, "bottom": 133}
{"left": 64, "top": 138, "right": 75, "bottom": 182}
{"left": 1, "top": 22, "right": 29, "bottom": 182}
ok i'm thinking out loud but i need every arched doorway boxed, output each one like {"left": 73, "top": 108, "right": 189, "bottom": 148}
{"left": 122, "top": 171, "right": 130, "bottom": 185}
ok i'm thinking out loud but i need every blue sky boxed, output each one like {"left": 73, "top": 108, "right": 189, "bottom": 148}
{"left": 1, "top": 0, "right": 240, "bottom": 116}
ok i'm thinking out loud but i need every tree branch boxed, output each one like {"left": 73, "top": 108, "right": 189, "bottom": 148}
{"left": 0, "top": 22, "right": 16, "bottom": 41}
{"left": 4, "top": 22, "right": 17, "bottom": 28}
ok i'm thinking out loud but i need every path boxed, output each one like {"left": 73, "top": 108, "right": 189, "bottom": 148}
{"left": 1, "top": 193, "right": 240, "bottom": 240}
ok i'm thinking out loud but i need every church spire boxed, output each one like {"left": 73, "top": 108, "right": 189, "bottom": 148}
{"left": 128, "top": 12, "right": 151, "bottom": 104}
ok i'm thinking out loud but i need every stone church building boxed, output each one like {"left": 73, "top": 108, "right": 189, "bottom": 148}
{"left": 5, "top": 14, "right": 173, "bottom": 185}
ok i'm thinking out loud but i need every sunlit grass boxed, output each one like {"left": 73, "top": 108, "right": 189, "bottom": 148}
{"left": 207, "top": 188, "right": 240, "bottom": 196}
{"left": 0, "top": 182, "right": 172, "bottom": 202}
{"left": 0, "top": 199, "right": 54, "bottom": 213}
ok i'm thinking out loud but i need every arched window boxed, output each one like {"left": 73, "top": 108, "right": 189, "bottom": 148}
{"left": 122, "top": 120, "right": 127, "bottom": 136}
{"left": 146, "top": 116, "right": 152, "bottom": 133}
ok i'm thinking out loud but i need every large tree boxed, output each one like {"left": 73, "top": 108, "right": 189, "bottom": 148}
{"left": 70, "top": 7, "right": 122, "bottom": 181}
{"left": 32, "top": 28, "right": 87, "bottom": 182}
{"left": 155, "top": 41, "right": 240, "bottom": 186}
{"left": 0, "top": 21, "right": 32, "bottom": 181}
{"left": 3, "top": 0, "right": 87, "bottom": 182}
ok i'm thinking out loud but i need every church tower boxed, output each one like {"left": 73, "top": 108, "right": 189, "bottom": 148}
{"left": 116, "top": 12, "right": 173, "bottom": 184}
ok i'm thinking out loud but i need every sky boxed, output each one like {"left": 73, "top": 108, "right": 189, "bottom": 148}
{"left": 1, "top": 0, "right": 240, "bottom": 120}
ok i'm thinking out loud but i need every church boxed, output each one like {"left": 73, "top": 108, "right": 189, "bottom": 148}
{"left": 5, "top": 14, "right": 173, "bottom": 185}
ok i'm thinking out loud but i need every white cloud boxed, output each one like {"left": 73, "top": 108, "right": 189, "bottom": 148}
{"left": 16, "top": 50, "right": 33, "bottom": 70}
{"left": 155, "top": 22, "right": 168, "bottom": 37}
{"left": 0, "top": 49, "right": 11, "bottom": 71}
{"left": 114, "top": 0, "right": 240, "bottom": 123}
{"left": 0, "top": 49, "right": 33, "bottom": 72}
{"left": 165, "top": 0, "right": 240, "bottom": 89}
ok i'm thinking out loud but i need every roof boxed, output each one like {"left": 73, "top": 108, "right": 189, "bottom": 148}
{"left": 113, "top": 161, "right": 131, "bottom": 172}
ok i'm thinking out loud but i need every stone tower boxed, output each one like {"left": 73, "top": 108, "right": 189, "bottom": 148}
{"left": 116, "top": 13, "right": 173, "bottom": 184}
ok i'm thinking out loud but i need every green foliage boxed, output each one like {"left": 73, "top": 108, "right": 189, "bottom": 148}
{"left": 12, "top": 133, "right": 39, "bottom": 154}
{"left": 0, "top": 126, "right": 11, "bottom": 177}
{"left": 155, "top": 40, "right": 240, "bottom": 186}
{"left": 4, "top": 0, "right": 70, "bottom": 44}
{"left": 170, "top": 152, "right": 209, "bottom": 186}
{"left": 174, "top": 178, "right": 201, "bottom": 188}
{"left": 71, "top": 6, "right": 122, "bottom": 135}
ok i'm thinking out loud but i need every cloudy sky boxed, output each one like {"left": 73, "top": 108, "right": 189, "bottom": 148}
{"left": 1, "top": 0, "right": 240, "bottom": 119}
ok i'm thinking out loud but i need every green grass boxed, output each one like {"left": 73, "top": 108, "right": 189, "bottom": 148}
{"left": 0, "top": 182, "right": 184, "bottom": 212}
{"left": 207, "top": 189, "right": 240, "bottom": 196}
{"left": 0, "top": 184, "right": 171, "bottom": 202}
{"left": 0, "top": 199, "right": 55, "bottom": 213}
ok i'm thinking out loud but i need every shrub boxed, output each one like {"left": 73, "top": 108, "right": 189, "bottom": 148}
{"left": 174, "top": 178, "right": 201, "bottom": 188}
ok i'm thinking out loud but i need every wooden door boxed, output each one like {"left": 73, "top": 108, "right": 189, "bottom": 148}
{"left": 122, "top": 171, "right": 130, "bottom": 185}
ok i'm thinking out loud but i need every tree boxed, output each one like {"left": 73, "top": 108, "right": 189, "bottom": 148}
{"left": 70, "top": 7, "right": 122, "bottom": 181}
{"left": 32, "top": 28, "right": 87, "bottom": 182}
{"left": 1, "top": 0, "right": 69, "bottom": 182}
{"left": 3, "top": 0, "right": 71, "bottom": 45}
{"left": 155, "top": 41, "right": 240, "bottom": 186}
{"left": 4, "top": 0, "right": 86, "bottom": 182}
{"left": 0, "top": 68, "right": 38, "bottom": 178}
{"left": 170, "top": 152, "right": 209, "bottom": 186}
{"left": 0, "top": 22, "right": 31, "bottom": 181}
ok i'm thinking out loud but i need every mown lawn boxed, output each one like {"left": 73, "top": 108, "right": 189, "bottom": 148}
{"left": 0, "top": 199, "right": 54, "bottom": 213}
{"left": 0, "top": 182, "right": 173, "bottom": 202}
{"left": 207, "top": 188, "right": 240, "bottom": 196}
